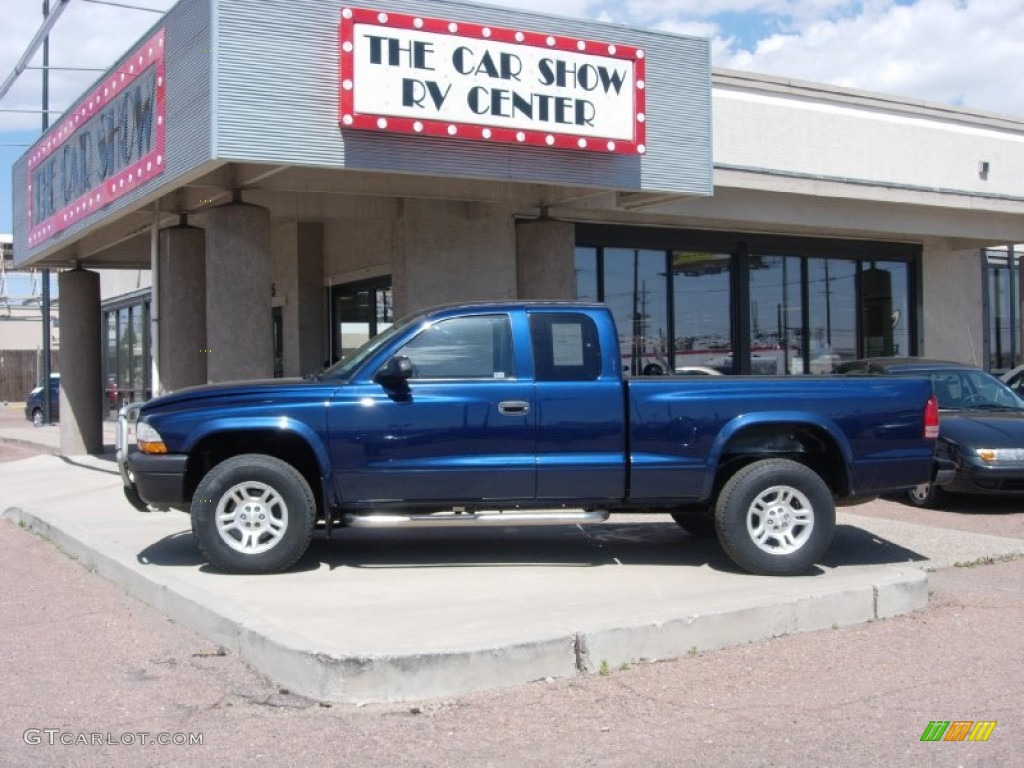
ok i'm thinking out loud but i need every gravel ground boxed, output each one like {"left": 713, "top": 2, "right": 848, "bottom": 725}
{"left": 1, "top": 440, "right": 1022, "bottom": 768}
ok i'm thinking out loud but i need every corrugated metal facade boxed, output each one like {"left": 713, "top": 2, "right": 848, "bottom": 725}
{"left": 13, "top": 0, "right": 212, "bottom": 267}
{"left": 214, "top": 0, "right": 711, "bottom": 193}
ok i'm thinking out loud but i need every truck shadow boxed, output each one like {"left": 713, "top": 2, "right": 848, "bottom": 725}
{"left": 821, "top": 524, "right": 926, "bottom": 567}
{"left": 135, "top": 520, "right": 927, "bottom": 575}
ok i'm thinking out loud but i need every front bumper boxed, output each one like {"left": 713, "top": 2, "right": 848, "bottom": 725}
{"left": 941, "top": 456, "right": 1024, "bottom": 497}
{"left": 125, "top": 451, "right": 189, "bottom": 508}
{"left": 116, "top": 404, "right": 188, "bottom": 511}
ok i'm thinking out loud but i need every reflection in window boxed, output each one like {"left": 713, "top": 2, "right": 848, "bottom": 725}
{"left": 807, "top": 259, "right": 856, "bottom": 372}
{"left": 575, "top": 247, "right": 599, "bottom": 302}
{"left": 862, "top": 261, "right": 908, "bottom": 359}
{"left": 602, "top": 248, "right": 669, "bottom": 376}
{"left": 673, "top": 252, "right": 731, "bottom": 373}
{"left": 574, "top": 234, "right": 916, "bottom": 376}
{"left": 749, "top": 255, "right": 802, "bottom": 375}
{"left": 400, "top": 315, "right": 514, "bottom": 379}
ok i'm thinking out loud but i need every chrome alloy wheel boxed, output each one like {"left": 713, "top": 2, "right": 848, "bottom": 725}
{"left": 215, "top": 481, "right": 289, "bottom": 555}
{"left": 746, "top": 485, "right": 815, "bottom": 556}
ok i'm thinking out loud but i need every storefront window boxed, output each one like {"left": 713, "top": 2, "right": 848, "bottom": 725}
{"left": 574, "top": 247, "right": 599, "bottom": 302}
{"left": 807, "top": 259, "right": 856, "bottom": 372}
{"left": 749, "top": 255, "right": 803, "bottom": 375}
{"left": 104, "top": 297, "right": 152, "bottom": 413}
{"left": 130, "top": 305, "right": 146, "bottom": 399}
{"left": 602, "top": 248, "right": 669, "bottom": 376}
{"left": 984, "top": 247, "right": 1018, "bottom": 372}
{"left": 672, "top": 252, "right": 731, "bottom": 372}
{"left": 862, "top": 261, "right": 910, "bottom": 360}
{"left": 576, "top": 227, "right": 918, "bottom": 375}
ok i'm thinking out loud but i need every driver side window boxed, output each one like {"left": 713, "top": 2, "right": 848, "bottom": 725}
{"left": 398, "top": 315, "right": 515, "bottom": 380}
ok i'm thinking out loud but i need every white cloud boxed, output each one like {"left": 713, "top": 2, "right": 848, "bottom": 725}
{"left": 0, "top": 0, "right": 172, "bottom": 132}
{"left": 596, "top": 0, "right": 1024, "bottom": 117}
{"left": 719, "top": 0, "right": 1024, "bottom": 116}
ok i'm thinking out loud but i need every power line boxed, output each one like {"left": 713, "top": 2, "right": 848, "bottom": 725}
{"left": 0, "top": 0, "right": 71, "bottom": 103}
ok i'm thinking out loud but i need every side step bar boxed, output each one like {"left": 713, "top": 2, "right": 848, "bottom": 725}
{"left": 342, "top": 510, "right": 610, "bottom": 528}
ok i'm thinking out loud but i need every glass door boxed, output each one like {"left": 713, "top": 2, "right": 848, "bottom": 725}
{"left": 329, "top": 277, "right": 393, "bottom": 365}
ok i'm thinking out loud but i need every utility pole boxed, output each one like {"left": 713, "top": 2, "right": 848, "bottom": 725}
{"left": 41, "top": 0, "right": 53, "bottom": 425}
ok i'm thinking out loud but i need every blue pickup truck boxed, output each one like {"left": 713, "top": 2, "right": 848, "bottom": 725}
{"left": 117, "top": 302, "right": 939, "bottom": 576}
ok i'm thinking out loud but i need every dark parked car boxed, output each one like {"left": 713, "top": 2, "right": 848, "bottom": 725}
{"left": 835, "top": 358, "right": 1024, "bottom": 507}
{"left": 25, "top": 373, "right": 60, "bottom": 427}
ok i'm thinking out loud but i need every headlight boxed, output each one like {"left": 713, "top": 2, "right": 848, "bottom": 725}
{"left": 136, "top": 421, "right": 168, "bottom": 454}
{"left": 976, "top": 448, "right": 1024, "bottom": 463}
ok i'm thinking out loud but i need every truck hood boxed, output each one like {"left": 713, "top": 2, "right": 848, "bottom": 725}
{"left": 138, "top": 377, "right": 327, "bottom": 414}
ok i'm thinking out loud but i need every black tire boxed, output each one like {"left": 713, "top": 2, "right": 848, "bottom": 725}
{"left": 191, "top": 454, "right": 316, "bottom": 574}
{"left": 906, "top": 482, "right": 944, "bottom": 509}
{"left": 669, "top": 509, "right": 717, "bottom": 538}
{"left": 31, "top": 408, "right": 44, "bottom": 427}
{"left": 715, "top": 459, "right": 835, "bottom": 576}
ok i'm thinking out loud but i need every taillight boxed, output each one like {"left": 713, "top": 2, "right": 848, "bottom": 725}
{"left": 924, "top": 394, "right": 939, "bottom": 439}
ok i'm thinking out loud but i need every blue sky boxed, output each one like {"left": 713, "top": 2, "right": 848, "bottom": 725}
{"left": 2, "top": 0, "right": 1023, "bottom": 240}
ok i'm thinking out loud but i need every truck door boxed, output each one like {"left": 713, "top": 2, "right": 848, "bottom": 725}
{"left": 329, "top": 313, "right": 537, "bottom": 503}
{"left": 529, "top": 311, "right": 626, "bottom": 501}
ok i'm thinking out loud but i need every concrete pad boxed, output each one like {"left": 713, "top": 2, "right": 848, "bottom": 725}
{"left": 8, "top": 454, "right": 1020, "bottom": 704}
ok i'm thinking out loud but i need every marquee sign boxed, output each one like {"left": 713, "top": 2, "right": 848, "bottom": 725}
{"left": 339, "top": 7, "right": 646, "bottom": 154}
{"left": 27, "top": 30, "right": 166, "bottom": 247}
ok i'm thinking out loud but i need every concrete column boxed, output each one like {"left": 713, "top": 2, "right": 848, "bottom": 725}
{"left": 295, "top": 223, "right": 325, "bottom": 375}
{"left": 158, "top": 223, "right": 207, "bottom": 391}
{"left": 58, "top": 268, "right": 102, "bottom": 455}
{"left": 516, "top": 219, "right": 577, "bottom": 299}
{"left": 205, "top": 203, "right": 273, "bottom": 382}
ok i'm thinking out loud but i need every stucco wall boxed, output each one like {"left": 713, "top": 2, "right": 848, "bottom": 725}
{"left": 921, "top": 241, "right": 985, "bottom": 364}
{"left": 713, "top": 72, "right": 1024, "bottom": 202}
{"left": 393, "top": 199, "right": 518, "bottom": 316}
{"left": 323, "top": 198, "right": 399, "bottom": 285}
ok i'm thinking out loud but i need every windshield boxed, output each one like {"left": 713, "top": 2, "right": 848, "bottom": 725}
{"left": 929, "top": 369, "right": 1024, "bottom": 411}
{"left": 319, "top": 312, "right": 425, "bottom": 381}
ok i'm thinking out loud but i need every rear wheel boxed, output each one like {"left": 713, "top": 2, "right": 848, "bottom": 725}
{"left": 191, "top": 454, "right": 316, "bottom": 574}
{"left": 715, "top": 458, "right": 835, "bottom": 576}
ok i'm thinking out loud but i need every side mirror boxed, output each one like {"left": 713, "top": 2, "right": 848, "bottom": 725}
{"left": 374, "top": 355, "right": 413, "bottom": 384}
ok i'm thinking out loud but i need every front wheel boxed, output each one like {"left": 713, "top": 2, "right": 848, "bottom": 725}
{"left": 191, "top": 454, "right": 316, "bottom": 574}
{"left": 906, "top": 482, "right": 944, "bottom": 509}
{"left": 715, "top": 459, "right": 835, "bottom": 576}
{"left": 31, "top": 408, "right": 44, "bottom": 427}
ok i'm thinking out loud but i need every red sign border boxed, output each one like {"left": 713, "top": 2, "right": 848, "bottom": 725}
{"left": 338, "top": 7, "right": 647, "bottom": 155}
{"left": 27, "top": 29, "right": 167, "bottom": 248}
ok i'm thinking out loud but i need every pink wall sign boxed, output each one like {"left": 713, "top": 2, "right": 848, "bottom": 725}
{"left": 27, "top": 29, "right": 166, "bottom": 247}
{"left": 339, "top": 8, "right": 646, "bottom": 155}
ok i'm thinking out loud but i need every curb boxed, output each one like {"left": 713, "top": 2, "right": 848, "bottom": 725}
{"left": 0, "top": 435, "right": 61, "bottom": 454}
{"left": 3, "top": 505, "right": 929, "bottom": 704}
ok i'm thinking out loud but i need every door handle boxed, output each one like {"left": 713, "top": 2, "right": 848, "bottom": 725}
{"left": 498, "top": 400, "right": 530, "bottom": 416}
